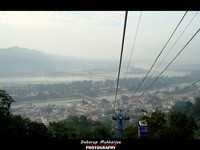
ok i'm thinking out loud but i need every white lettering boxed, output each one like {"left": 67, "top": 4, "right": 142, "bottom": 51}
{"left": 85, "top": 146, "right": 116, "bottom": 149}
{"left": 100, "top": 140, "right": 121, "bottom": 145}
{"left": 81, "top": 140, "right": 98, "bottom": 144}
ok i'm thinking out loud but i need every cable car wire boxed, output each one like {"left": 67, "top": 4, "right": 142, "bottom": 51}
{"left": 149, "top": 11, "right": 199, "bottom": 79}
{"left": 132, "top": 11, "right": 188, "bottom": 97}
{"left": 114, "top": 11, "right": 128, "bottom": 110}
{"left": 182, "top": 79, "right": 200, "bottom": 92}
{"left": 139, "top": 27, "right": 200, "bottom": 98}
{"left": 125, "top": 11, "right": 142, "bottom": 75}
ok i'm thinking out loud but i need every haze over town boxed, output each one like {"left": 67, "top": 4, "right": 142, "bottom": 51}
{"left": 0, "top": 11, "right": 200, "bottom": 127}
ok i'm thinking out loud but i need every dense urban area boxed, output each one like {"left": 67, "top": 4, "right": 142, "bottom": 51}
{"left": 6, "top": 74, "right": 200, "bottom": 125}
{"left": 1, "top": 68, "right": 200, "bottom": 142}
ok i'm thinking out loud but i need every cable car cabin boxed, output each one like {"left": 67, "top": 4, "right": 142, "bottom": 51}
{"left": 138, "top": 120, "right": 148, "bottom": 138}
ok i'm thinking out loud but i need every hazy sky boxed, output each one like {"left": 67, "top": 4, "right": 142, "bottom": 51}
{"left": 0, "top": 11, "right": 200, "bottom": 64}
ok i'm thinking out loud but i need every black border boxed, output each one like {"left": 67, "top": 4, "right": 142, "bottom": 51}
{"left": 1, "top": 0, "right": 200, "bottom": 11}
{"left": 1, "top": 2, "right": 200, "bottom": 150}
{"left": 7, "top": 139, "right": 200, "bottom": 150}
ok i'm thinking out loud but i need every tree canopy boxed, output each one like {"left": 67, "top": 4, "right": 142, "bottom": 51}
{"left": 0, "top": 90, "right": 14, "bottom": 116}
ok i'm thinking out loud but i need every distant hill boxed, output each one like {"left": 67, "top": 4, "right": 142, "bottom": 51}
{"left": 0, "top": 46, "right": 120, "bottom": 77}
{"left": 1, "top": 46, "right": 198, "bottom": 78}
{"left": 0, "top": 46, "right": 84, "bottom": 76}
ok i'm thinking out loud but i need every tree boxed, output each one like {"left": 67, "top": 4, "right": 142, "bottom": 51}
{"left": 0, "top": 114, "right": 27, "bottom": 139}
{"left": 170, "top": 100, "right": 192, "bottom": 114}
{"left": 26, "top": 120, "right": 52, "bottom": 140}
{"left": 0, "top": 114, "right": 52, "bottom": 140}
{"left": 168, "top": 111, "right": 198, "bottom": 139}
{"left": 89, "top": 125, "right": 111, "bottom": 139}
{"left": 123, "top": 124, "right": 138, "bottom": 139}
{"left": 190, "top": 97, "right": 200, "bottom": 120}
{"left": 0, "top": 90, "right": 15, "bottom": 116}
{"left": 145, "top": 109, "right": 198, "bottom": 139}
{"left": 146, "top": 109, "right": 167, "bottom": 139}
{"left": 48, "top": 121, "right": 75, "bottom": 139}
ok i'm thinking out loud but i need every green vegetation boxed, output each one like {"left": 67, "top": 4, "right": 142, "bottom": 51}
{"left": 0, "top": 89, "right": 200, "bottom": 139}
{"left": 0, "top": 90, "right": 15, "bottom": 115}
{"left": 123, "top": 109, "right": 198, "bottom": 139}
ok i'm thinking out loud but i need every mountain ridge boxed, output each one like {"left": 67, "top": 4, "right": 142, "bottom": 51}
{"left": 0, "top": 46, "right": 81, "bottom": 76}
{"left": 0, "top": 46, "right": 198, "bottom": 77}
{"left": 0, "top": 46, "right": 119, "bottom": 77}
